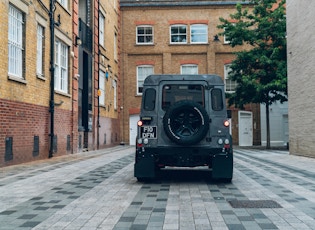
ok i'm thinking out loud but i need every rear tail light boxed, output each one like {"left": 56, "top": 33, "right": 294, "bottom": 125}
{"left": 223, "top": 120, "right": 230, "bottom": 127}
{"left": 137, "top": 120, "right": 143, "bottom": 126}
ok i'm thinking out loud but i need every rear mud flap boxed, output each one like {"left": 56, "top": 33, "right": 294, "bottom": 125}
{"left": 134, "top": 154, "right": 156, "bottom": 179}
{"left": 212, "top": 153, "right": 233, "bottom": 180}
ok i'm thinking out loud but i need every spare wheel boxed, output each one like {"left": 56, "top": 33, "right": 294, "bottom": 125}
{"left": 163, "top": 100, "right": 209, "bottom": 145}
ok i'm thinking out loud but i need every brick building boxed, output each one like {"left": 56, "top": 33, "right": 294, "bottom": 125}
{"left": 0, "top": 0, "right": 120, "bottom": 167}
{"left": 287, "top": 1, "right": 315, "bottom": 157}
{"left": 119, "top": 0, "right": 261, "bottom": 146}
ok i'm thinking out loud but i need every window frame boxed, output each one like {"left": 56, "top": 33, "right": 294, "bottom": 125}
{"left": 224, "top": 64, "right": 237, "bottom": 93}
{"left": 190, "top": 24, "right": 208, "bottom": 44}
{"left": 57, "top": 0, "right": 68, "bottom": 9}
{"left": 136, "top": 25, "right": 154, "bottom": 45}
{"left": 180, "top": 64, "right": 198, "bottom": 74}
{"left": 114, "top": 33, "right": 118, "bottom": 61}
{"left": 170, "top": 24, "right": 187, "bottom": 44}
{"left": 99, "top": 70, "right": 106, "bottom": 106}
{"left": 8, "top": 4, "right": 24, "bottom": 79}
{"left": 113, "top": 79, "right": 117, "bottom": 110}
{"left": 136, "top": 65, "right": 154, "bottom": 95}
{"left": 54, "top": 39, "right": 69, "bottom": 93}
{"left": 36, "top": 24, "right": 45, "bottom": 77}
{"left": 99, "top": 12, "right": 105, "bottom": 47}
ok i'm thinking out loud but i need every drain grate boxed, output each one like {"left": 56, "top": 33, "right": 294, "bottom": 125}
{"left": 228, "top": 199, "right": 282, "bottom": 208}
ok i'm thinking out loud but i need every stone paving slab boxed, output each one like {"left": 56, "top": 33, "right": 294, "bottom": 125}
{"left": 0, "top": 146, "right": 315, "bottom": 229}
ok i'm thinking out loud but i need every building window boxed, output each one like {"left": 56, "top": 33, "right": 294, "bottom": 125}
{"left": 191, "top": 24, "right": 208, "bottom": 43}
{"left": 223, "top": 25, "right": 234, "bottom": 44}
{"left": 57, "top": 0, "right": 68, "bottom": 9}
{"left": 113, "top": 79, "right": 117, "bottom": 110}
{"left": 99, "top": 70, "right": 106, "bottom": 106}
{"left": 55, "top": 40, "right": 68, "bottom": 93}
{"left": 8, "top": 4, "right": 24, "bottom": 79}
{"left": 170, "top": 25, "right": 187, "bottom": 44}
{"left": 137, "top": 26, "right": 153, "bottom": 44}
{"left": 99, "top": 13, "right": 105, "bottom": 47}
{"left": 37, "top": 24, "right": 45, "bottom": 77}
{"left": 224, "top": 64, "right": 237, "bottom": 93}
{"left": 114, "top": 33, "right": 118, "bottom": 60}
{"left": 137, "top": 65, "right": 154, "bottom": 95}
{"left": 181, "top": 64, "right": 198, "bottom": 74}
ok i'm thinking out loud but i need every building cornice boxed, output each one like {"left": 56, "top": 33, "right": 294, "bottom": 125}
{"left": 120, "top": 0, "right": 251, "bottom": 7}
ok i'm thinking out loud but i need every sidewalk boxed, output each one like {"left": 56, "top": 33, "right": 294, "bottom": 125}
{"left": 0, "top": 146, "right": 315, "bottom": 230}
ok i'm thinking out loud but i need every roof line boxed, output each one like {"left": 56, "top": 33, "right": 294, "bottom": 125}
{"left": 120, "top": 1, "right": 251, "bottom": 7}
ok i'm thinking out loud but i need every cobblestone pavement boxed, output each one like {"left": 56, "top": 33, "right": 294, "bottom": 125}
{"left": 1, "top": 146, "right": 315, "bottom": 230}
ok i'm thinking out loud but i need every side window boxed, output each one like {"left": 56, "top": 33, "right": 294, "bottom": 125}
{"left": 143, "top": 88, "right": 156, "bottom": 111}
{"left": 170, "top": 25, "right": 187, "bottom": 44}
{"left": 211, "top": 88, "right": 223, "bottom": 111}
{"left": 137, "top": 25, "right": 153, "bottom": 44}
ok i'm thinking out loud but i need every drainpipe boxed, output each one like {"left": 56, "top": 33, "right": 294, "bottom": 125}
{"left": 97, "top": 0, "right": 100, "bottom": 150}
{"left": 48, "top": 0, "right": 56, "bottom": 158}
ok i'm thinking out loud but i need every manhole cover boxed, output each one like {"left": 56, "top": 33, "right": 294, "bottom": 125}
{"left": 228, "top": 200, "right": 282, "bottom": 208}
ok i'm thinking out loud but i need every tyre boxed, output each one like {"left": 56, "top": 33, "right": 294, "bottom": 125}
{"left": 163, "top": 100, "right": 210, "bottom": 145}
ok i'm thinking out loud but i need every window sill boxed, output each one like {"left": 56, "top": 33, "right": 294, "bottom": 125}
{"left": 55, "top": 90, "right": 71, "bottom": 98}
{"left": 36, "top": 74, "right": 46, "bottom": 81}
{"left": 135, "top": 43, "right": 154, "bottom": 46}
{"left": 169, "top": 43, "right": 209, "bottom": 46}
{"left": 8, "top": 75, "right": 27, "bottom": 84}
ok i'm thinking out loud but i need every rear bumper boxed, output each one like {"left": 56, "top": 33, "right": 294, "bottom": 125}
{"left": 134, "top": 146, "right": 233, "bottom": 179}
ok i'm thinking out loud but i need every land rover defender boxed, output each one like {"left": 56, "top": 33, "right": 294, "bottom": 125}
{"left": 134, "top": 74, "right": 233, "bottom": 181}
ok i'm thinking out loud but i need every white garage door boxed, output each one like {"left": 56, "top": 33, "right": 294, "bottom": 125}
{"left": 129, "top": 114, "right": 139, "bottom": 145}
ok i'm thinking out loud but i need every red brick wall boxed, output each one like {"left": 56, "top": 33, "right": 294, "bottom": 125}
{"left": 0, "top": 99, "right": 73, "bottom": 167}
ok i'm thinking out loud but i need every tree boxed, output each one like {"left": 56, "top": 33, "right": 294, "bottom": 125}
{"left": 217, "top": 0, "right": 287, "bottom": 149}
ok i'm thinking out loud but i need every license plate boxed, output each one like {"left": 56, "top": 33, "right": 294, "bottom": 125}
{"left": 140, "top": 126, "right": 157, "bottom": 139}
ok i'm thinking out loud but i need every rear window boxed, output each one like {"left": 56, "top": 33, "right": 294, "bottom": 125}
{"left": 211, "top": 88, "right": 223, "bottom": 111}
{"left": 143, "top": 88, "right": 156, "bottom": 111}
{"left": 162, "top": 84, "right": 204, "bottom": 110}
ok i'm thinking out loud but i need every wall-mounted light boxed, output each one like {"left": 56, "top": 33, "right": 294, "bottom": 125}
{"left": 55, "top": 14, "right": 61, "bottom": 27}
{"left": 75, "top": 36, "right": 82, "bottom": 46}
{"left": 213, "top": 34, "right": 220, "bottom": 42}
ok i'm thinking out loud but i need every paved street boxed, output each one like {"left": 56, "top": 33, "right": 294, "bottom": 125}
{"left": 1, "top": 146, "right": 315, "bottom": 230}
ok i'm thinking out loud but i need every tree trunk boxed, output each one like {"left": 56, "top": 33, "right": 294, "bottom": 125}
{"left": 265, "top": 103, "right": 271, "bottom": 149}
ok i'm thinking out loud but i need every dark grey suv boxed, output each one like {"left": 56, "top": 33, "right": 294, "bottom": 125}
{"left": 134, "top": 74, "right": 233, "bottom": 181}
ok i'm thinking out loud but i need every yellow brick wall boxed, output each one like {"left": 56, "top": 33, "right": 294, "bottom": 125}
{"left": 0, "top": 0, "right": 73, "bottom": 110}
{"left": 98, "top": 0, "right": 120, "bottom": 119}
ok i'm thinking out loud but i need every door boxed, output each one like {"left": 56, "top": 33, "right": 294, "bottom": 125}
{"left": 238, "top": 111, "right": 253, "bottom": 146}
{"left": 129, "top": 114, "right": 139, "bottom": 145}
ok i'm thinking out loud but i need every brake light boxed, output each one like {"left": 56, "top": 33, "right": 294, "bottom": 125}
{"left": 137, "top": 120, "right": 143, "bottom": 126}
{"left": 223, "top": 120, "right": 230, "bottom": 127}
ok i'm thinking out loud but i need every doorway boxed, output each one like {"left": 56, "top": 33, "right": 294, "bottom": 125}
{"left": 238, "top": 111, "right": 253, "bottom": 146}
{"left": 129, "top": 114, "right": 139, "bottom": 145}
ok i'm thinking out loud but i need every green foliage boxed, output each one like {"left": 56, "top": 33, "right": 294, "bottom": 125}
{"left": 218, "top": 0, "right": 287, "bottom": 109}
